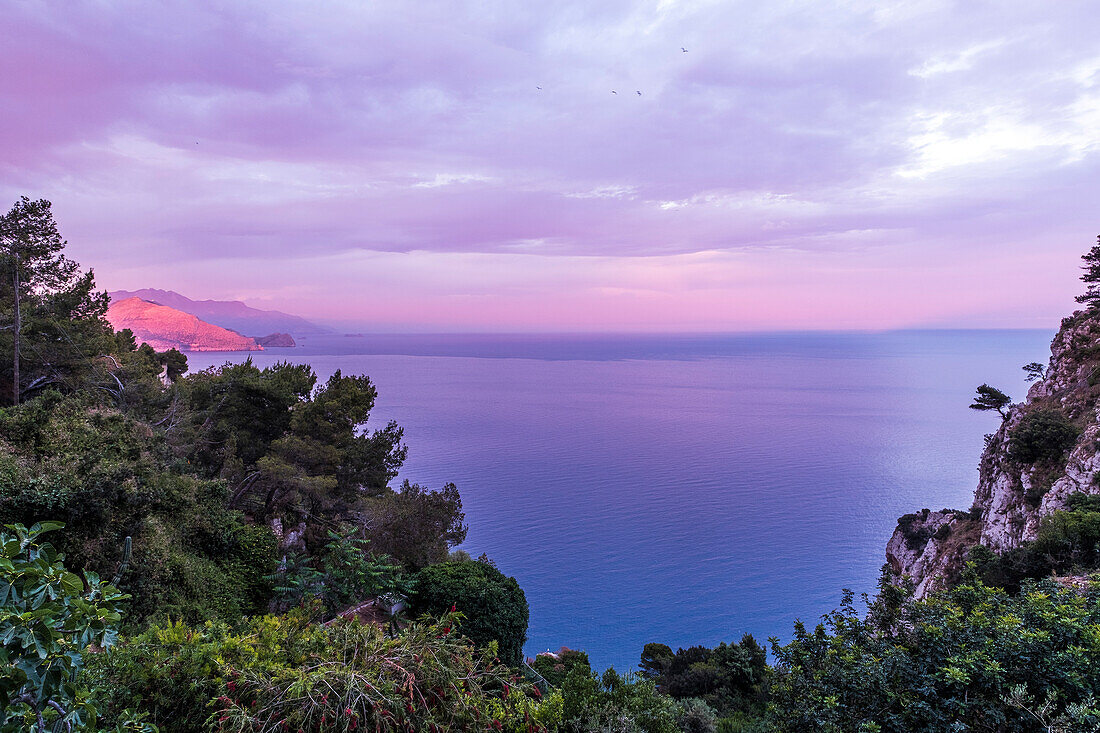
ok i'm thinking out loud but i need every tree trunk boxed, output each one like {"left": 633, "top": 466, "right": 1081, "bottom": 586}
{"left": 12, "top": 251, "right": 19, "bottom": 406}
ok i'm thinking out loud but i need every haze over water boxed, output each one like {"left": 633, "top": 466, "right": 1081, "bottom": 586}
{"left": 189, "top": 329, "right": 1052, "bottom": 671}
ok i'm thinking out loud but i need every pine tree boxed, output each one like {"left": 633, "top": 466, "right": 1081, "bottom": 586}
{"left": 970, "top": 384, "right": 1011, "bottom": 419}
{"left": 0, "top": 197, "right": 113, "bottom": 405}
{"left": 1075, "top": 235, "right": 1100, "bottom": 310}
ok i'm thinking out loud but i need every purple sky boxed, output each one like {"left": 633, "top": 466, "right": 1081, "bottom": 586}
{"left": 2, "top": 1, "right": 1098, "bottom": 331}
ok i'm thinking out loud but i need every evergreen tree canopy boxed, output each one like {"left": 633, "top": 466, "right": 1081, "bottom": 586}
{"left": 0, "top": 197, "right": 115, "bottom": 405}
{"left": 1076, "top": 234, "right": 1100, "bottom": 309}
{"left": 414, "top": 559, "right": 529, "bottom": 666}
{"left": 969, "top": 383, "right": 1011, "bottom": 418}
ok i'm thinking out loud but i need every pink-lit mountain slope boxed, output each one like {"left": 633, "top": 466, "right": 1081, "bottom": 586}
{"left": 108, "top": 289, "right": 329, "bottom": 337}
{"left": 105, "top": 297, "right": 263, "bottom": 352}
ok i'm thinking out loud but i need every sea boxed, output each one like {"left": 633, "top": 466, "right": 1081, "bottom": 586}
{"left": 186, "top": 329, "right": 1054, "bottom": 672}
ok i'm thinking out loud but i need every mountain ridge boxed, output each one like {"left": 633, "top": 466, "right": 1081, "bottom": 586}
{"left": 105, "top": 297, "right": 264, "bottom": 352}
{"left": 107, "top": 288, "right": 330, "bottom": 337}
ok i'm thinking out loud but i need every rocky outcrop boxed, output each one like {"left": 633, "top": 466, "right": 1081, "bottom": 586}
{"left": 255, "top": 332, "right": 296, "bottom": 347}
{"left": 887, "top": 311, "right": 1100, "bottom": 596}
{"left": 885, "top": 508, "right": 980, "bottom": 598}
{"left": 106, "top": 297, "right": 263, "bottom": 352}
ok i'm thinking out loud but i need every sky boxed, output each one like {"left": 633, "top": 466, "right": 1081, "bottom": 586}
{"left": 1, "top": 0, "right": 1098, "bottom": 331}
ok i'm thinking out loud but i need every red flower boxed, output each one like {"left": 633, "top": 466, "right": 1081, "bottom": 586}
{"left": 227, "top": 681, "right": 236, "bottom": 692}
{"left": 449, "top": 603, "right": 456, "bottom": 613}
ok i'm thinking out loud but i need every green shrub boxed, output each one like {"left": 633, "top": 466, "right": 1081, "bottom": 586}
{"left": 967, "top": 491, "right": 1100, "bottom": 593}
{"left": 267, "top": 529, "right": 409, "bottom": 615}
{"left": 88, "top": 609, "right": 546, "bottom": 733}
{"left": 559, "top": 666, "right": 680, "bottom": 733}
{"left": 1008, "top": 409, "right": 1080, "bottom": 465}
{"left": 0, "top": 395, "right": 278, "bottom": 627}
{"left": 0, "top": 522, "right": 135, "bottom": 732}
{"left": 895, "top": 509, "right": 932, "bottom": 551}
{"left": 413, "top": 559, "right": 529, "bottom": 666}
{"left": 639, "top": 635, "right": 767, "bottom": 719}
{"left": 1032, "top": 503, "right": 1100, "bottom": 570}
{"left": 532, "top": 647, "right": 591, "bottom": 688}
{"left": 769, "top": 573, "right": 1100, "bottom": 732}
{"left": 678, "top": 697, "right": 720, "bottom": 733}
{"left": 966, "top": 543, "right": 1051, "bottom": 595}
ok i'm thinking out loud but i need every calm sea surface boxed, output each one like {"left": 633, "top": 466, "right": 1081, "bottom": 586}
{"left": 187, "top": 330, "right": 1053, "bottom": 672}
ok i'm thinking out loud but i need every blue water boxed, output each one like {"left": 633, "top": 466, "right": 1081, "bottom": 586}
{"left": 186, "top": 330, "right": 1053, "bottom": 672}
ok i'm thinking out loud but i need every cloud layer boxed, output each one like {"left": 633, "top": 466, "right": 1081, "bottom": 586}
{"left": 2, "top": 0, "right": 1097, "bottom": 329}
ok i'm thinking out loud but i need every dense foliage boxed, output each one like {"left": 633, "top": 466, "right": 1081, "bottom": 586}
{"left": 413, "top": 559, "right": 529, "bottom": 666}
{"left": 639, "top": 635, "right": 767, "bottom": 721}
{"left": 0, "top": 391, "right": 278, "bottom": 625}
{"left": 1007, "top": 408, "right": 1080, "bottom": 465}
{"left": 559, "top": 666, "right": 682, "bottom": 733}
{"left": 0, "top": 522, "right": 146, "bottom": 733}
{"left": 532, "top": 647, "right": 591, "bottom": 688}
{"left": 365, "top": 480, "right": 468, "bottom": 568}
{"left": 87, "top": 609, "right": 546, "bottom": 733}
{"left": 769, "top": 572, "right": 1100, "bottom": 732}
{"left": 969, "top": 493, "right": 1100, "bottom": 594}
{"left": 268, "top": 529, "right": 409, "bottom": 614}
{"left": 172, "top": 362, "right": 410, "bottom": 544}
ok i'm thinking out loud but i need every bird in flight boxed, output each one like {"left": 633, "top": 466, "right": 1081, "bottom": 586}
{"left": 636, "top": 91, "right": 642, "bottom": 96}
{"left": 536, "top": 86, "right": 542, "bottom": 90}
{"left": 681, "top": 47, "right": 688, "bottom": 52}
{"left": 611, "top": 90, "right": 617, "bottom": 94}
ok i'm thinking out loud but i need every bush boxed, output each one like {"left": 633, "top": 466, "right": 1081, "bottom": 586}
{"left": 267, "top": 529, "right": 409, "bottom": 616}
{"left": 896, "top": 509, "right": 933, "bottom": 551}
{"left": 639, "top": 635, "right": 767, "bottom": 719}
{"left": 532, "top": 647, "right": 591, "bottom": 688}
{"left": 363, "top": 480, "right": 467, "bottom": 569}
{"left": 0, "top": 522, "right": 134, "bottom": 732}
{"left": 87, "top": 609, "right": 546, "bottom": 733}
{"left": 769, "top": 573, "right": 1100, "bottom": 732}
{"left": 967, "top": 492, "right": 1100, "bottom": 593}
{"left": 678, "top": 698, "right": 719, "bottom": 733}
{"left": 1008, "top": 409, "right": 1080, "bottom": 465}
{"left": 413, "top": 559, "right": 529, "bottom": 666}
{"left": 1032, "top": 502, "right": 1100, "bottom": 570}
{"left": 0, "top": 394, "right": 278, "bottom": 627}
{"left": 559, "top": 666, "right": 680, "bottom": 733}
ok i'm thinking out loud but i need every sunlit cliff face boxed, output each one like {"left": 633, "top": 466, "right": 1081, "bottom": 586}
{"left": 3, "top": 1, "right": 1098, "bottom": 331}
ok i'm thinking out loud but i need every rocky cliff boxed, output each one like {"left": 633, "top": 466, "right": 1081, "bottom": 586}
{"left": 106, "top": 297, "right": 264, "bottom": 352}
{"left": 887, "top": 310, "right": 1100, "bottom": 596}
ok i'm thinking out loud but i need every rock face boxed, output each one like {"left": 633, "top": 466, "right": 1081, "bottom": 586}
{"left": 106, "top": 297, "right": 263, "bottom": 352}
{"left": 254, "top": 332, "right": 296, "bottom": 347}
{"left": 887, "top": 310, "right": 1100, "bottom": 596}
